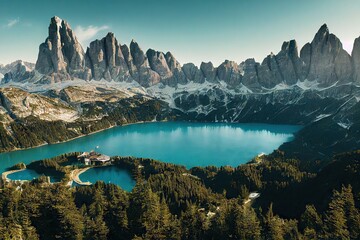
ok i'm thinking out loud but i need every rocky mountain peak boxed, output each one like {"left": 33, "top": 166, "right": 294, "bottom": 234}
{"left": 27, "top": 18, "right": 360, "bottom": 90}
{"left": 303, "top": 24, "right": 352, "bottom": 86}
{"left": 35, "top": 16, "right": 86, "bottom": 82}
{"left": 85, "top": 32, "right": 130, "bottom": 81}
{"left": 312, "top": 24, "right": 329, "bottom": 44}
{"left": 200, "top": 61, "right": 217, "bottom": 83}
{"left": 59, "top": 19, "right": 85, "bottom": 76}
{"left": 165, "top": 52, "right": 181, "bottom": 71}
{"left": 48, "top": 16, "right": 62, "bottom": 40}
{"left": 281, "top": 40, "right": 298, "bottom": 57}
{"left": 146, "top": 49, "right": 172, "bottom": 79}
{"left": 130, "top": 40, "right": 147, "bottom": 67}
{"left": 217, "top": 60, "right": 241, "bottom": 86}
{"left": 182, "top": 63, "right": 205, "bottom": 83}
{"left": 53, "top": 16, "right": 62, "bottom": 24}
{"left": 0, "top": 60, "right": 35, "bottom": 83}
{"left": 106, "top": 32, "right": 115, "bottom": 38}
{"left": 276, "top": 39, "right": 305, "bottom": 84}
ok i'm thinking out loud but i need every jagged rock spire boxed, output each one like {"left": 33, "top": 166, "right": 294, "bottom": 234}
{"left": 85, "top": 32, "right": 130, "bottom": 81}
{"left": 301, "top": 24, "right": 352, "bottom": 86}
{"left": 35, "top": 16, "right": 86, "bottom": 81}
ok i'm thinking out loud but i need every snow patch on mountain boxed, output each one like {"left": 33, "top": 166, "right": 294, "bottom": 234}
{"left": 0, "top": 78, "right": 146, "bottom": 95}
{"left": 296, "top": 79, "right": 320, "bottom": 90}
{"left": 314, "top": 114, "right": 332, "bottom": 122}
{"left": 146, "top": 81, "right": 240, "bottom": 108}
{"left": 0, "top": 60, "right": 35, "bottom": 74}
{"left": 337, "top": 122, "right": 352, "bottom": 129}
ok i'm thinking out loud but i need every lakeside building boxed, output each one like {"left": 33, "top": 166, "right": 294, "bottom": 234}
{"left": 249, "top": 192, "right": 260, "bottom": 199}
{"left": 78, "top": 151, "right": 111, "bottom": 166}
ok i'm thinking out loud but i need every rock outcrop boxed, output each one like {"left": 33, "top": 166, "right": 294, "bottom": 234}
{"left": 146, "top": 49, "right": 172, "bottom": 79}
{"left": 0, "top": 87, "right": 78, "bottom": 122}
{"left": 129, "top": 40, "right": 161, "bottom": 87}
{"left": 352, "top": 36, "right": 360, "bottom": 84}
{"left": 0, "top": 60, "right": 35, "bottom": 83}
{"left": 182, "top": 63, "right": 205, "bottom": 83}
{"left": 217, "top": 60, "right": 242, "bottom": 86}
{"left": 165, "top": 52, "right": 187, "bottom": 86}
{"left": 276, "top": 40, "right": 305, "bottom": 85}
{"left": 200, "top": 62, "right": 218, "bottom": 83}
{"left": 35, "top": 16, "right": 86, "bottom": 81}
{"left": 300, "top": 24, "right": 352, "bottom": 86}
{"left": 85, "top": 33, "right": 130, "bottom": 81}
{"left": 240, "top": 58, "right": 260, "bottom": 90}
{"left": 257, "top": 53, "right": 283, "bottom": 89}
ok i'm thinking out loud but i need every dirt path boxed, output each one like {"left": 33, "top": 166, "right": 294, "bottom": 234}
{"left": 69, "top": 167, "right": 92, "bottom": 186}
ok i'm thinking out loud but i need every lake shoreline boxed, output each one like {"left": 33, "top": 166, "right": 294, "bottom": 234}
{"left": 0, "top": 119, "right": 166, "bottom": 155}
{"left": 0, "top": 122, "right": 301, "bottom": 176}
{"left": 2, "top": 168, "right": 26, "bottom": 182}
{"left": 70, "top": 167, "right": 92, "bottom": 186}
{"left": 0, "top": 120, "right": 302, "bottom": 155}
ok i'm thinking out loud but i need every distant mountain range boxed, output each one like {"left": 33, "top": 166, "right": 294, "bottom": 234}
{"left": 1, "top": 16, "right": 360, "bottom": 89}
{"left": 1, "top": 16, "right": 360, "bottom": 161}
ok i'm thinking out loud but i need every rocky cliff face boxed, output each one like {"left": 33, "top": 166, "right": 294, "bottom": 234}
{"left": 35, "top": 16, "right": 86, "bottom": 82}
{"left": 217, "top": 60, "right": 242, "bottom": 86}
{"left": 129, "top": 40, "right": 161, "bottom": 87}
{"left": 0, "top": 60, "right": 35, "bottom": 83}
{"left": 182, "top": 63, "right": 205, "bottom": 83}
{"left": 0, "top": 87, "right": 78, "bottom": 122}
{"left": 300, "top": 24, "right": 352, "bottom": 86}
{"left": 239, "top": 58, "right": 260, "bottom": 90}
{"left": 85, "top": 33, "right": 130, "bottom": 81}
{"left": 276, "top": 40, "right": 305, "bottom": 85}
{"left": 352, "top": 36, "right": 360, "bottom": 84}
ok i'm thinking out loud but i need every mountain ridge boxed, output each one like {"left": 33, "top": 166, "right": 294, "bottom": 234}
{"left": 2, "top": 17, "right": 360, "bottom": 92}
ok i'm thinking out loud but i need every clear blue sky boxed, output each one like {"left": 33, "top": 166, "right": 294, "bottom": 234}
{"left": 0, "top": 0, "right": 359, "bottom": 66}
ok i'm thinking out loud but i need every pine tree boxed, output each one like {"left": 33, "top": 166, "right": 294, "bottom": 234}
{"left": 235, "top": 205, "right": 261, "bottom": 240}
{"left": 324, "top": 189, "right": 350, "bottom": 239}
{"left": 180, "top": 205, "right": 207, "bottom": 240}
{"left": 129, "top": 183, "right": 180, "bottom": 239}
{"left": 265, "top": 204, "right": 285, "bottom": 240}
{"left": 300, "top": 204, "right": 323, "bottom": 234}
{"left": 18, "top": 212, "right": 39, "bottom": 240}
{"left": 84, "top": 215, "right": 109, "bottom": 240}
{"left": 340, "top": 185, "right": 360, "bottom": 239}
{"left": 104, "top": 184, "right": 130, "bottom": 240}
{"left": 282, "top": 219, "right": 301, "bottom": 240}
{"left": 208, "top": 203, "right": 228, "bottom": 238}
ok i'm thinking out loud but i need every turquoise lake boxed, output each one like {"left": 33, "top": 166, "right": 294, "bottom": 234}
{"left": 1, "top": 122, "right": 301, "bottom": 189}
{"left": 79, "top": 166, "right": 136, "bottom": 192}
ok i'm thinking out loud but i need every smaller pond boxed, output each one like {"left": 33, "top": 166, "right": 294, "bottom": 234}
{"left": 7, "top": 169, "right": 62, "bottom": 183}
{"left": 7, "top": 169, "right": 40, "bottom": 181}
{"left": 79, "top": 166, "right": 136, "bottom": 191}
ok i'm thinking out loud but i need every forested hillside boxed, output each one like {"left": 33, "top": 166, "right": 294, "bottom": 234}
{"left": 0, "top": 151, "right": 359, "bottom": 239}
